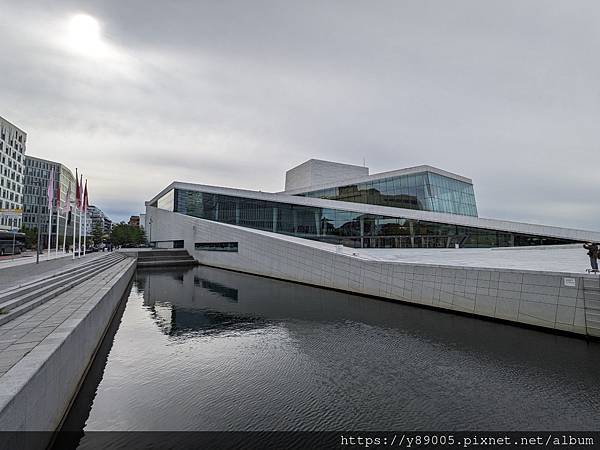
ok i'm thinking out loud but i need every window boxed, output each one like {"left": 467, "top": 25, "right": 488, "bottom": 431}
{"left": 195, "top": 242, "right": 238, "bottom": 252}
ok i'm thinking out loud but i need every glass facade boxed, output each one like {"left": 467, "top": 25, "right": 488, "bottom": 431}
{"left": 297, "top": 171, "right": 478, "bottom": 217}
{"left": 152, "top": 188, "right": 575, "bottom": 249}
{"left": 195, "top": 242, "right": 239, "bottom": 252}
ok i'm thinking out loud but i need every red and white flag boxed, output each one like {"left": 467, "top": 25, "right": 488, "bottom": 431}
{"left": 83, "top": 180, "right": 89, "bottom": 212}
{"left": 75, "top": 168, "right": 81, "bottom": 209}
{"left": 47, "top": 168, "right": 55, "bottom": 209}
{"left": 55, "top": 177, "right": 61, "bottom": 209}
{"left": 63, "top": 181, "right": 72, "bottom": 214}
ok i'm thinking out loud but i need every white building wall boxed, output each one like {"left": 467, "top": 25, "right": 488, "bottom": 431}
{"left": 147, "top": 206, "right": 598, "bottom": 338}
{"left": 284, "top": 159, "right": 369, "bottom": 192}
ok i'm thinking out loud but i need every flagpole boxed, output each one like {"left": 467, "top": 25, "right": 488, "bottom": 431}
{"left": 47, "top": 201, "right": 53, "bottom": 258}
{"left": 83, "top": 179, "right": 88, "bottom": 257}
{"left": 83, "top": 210, "right": 87, "bottom": 256}
{"left": 55, "top": 210, "right": 60, "bottom": 255}
{"left": 46, "top": 168, "right": 55, "bottom": 259}
{"left": 54, "top": 176, "right": 60, "bottom": 255}
{"left": 78, "top": 205, "right": 83, "bottom": 258}
{"left": 63, "top": 180, "right": 71, "bottom": 254}
{"left": 78, "top": 174, "right": 83, "bottom": 258}
{"left": 63, "top": 208, "right": 68, "bottom": 254}
{"left": 72, "top": 204, "right": 77, "bottom": 260}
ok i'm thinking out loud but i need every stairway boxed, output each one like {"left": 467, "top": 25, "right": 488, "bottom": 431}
{"left": 0, "top": 253, "right": 127, "bottom": 326}
{"left": 583, "top": 276, "right": 600, "bottom": 338}
{"left": 136, "top": 249, "right": 198, "bottom": 268}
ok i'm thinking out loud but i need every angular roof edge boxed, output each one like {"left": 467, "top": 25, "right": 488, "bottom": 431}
{"left": 282, "top": 165, "right": 473, "bottom": 194}
{"left": 147, "top": 181, "right": 600, "bottom": 243}
{"left": 0, "top": 115, "right": 27, "bottom": 135}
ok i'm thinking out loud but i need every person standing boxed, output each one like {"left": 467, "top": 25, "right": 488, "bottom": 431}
{"left": 583, "top": 242, "right": 599, "bottom": 272}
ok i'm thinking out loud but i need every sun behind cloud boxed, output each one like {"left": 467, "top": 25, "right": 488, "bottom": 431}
{"left": 63, "top": 13, "right": 109, "bottom": 58}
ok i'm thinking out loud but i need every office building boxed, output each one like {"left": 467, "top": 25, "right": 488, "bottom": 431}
{"left": 88, "top": 205, "right": 112, "bottom": 236}
{"left": 22, "top": 156, "right": 77, "bottom": 243}
{"left": 128, "top": 215, "right": 140, "bottom": 227}
{"left": 0, "top": 116, "right": 27, "bottom": 230}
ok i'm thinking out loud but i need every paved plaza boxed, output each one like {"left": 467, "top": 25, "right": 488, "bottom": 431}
{"left": 0, "top": 256, "right": 133, "bottom": 377}
{"left": 0, "top": 252, "right": 107, "bottom": 292}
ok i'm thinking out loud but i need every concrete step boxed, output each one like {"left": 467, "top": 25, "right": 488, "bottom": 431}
{"left": 138, "top": 254, "right": 194, "bottom": 262}
{"left": 137, "top": 250, "right": 190, "bottom": 258}
{"left": 0, "top": 256, "right": 123, "bottom": 314}
{"left": 137, "top": 249, "right": 197, "bottom": 267}
{"left": 1, "top": 253, "right": 123, "bottom": 293}
{"left": 137, "top": 259, "right": 198, "bottom": 267}
{"left": 0, "top": 258, "right": 131, "bottom": 326}
{"left": 0, "top": 263, "right": 120, "bottom": 318}
{"left": 0, "top": 254, "right": 124, "bottom": 303}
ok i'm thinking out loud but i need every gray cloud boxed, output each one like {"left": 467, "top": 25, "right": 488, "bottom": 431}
{"left": 1, "top": 0, "right": 599, "bottom": 228}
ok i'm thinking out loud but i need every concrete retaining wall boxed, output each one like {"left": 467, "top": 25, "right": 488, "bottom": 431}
{"left": 0, "top": 258, "right": 136, "bottom": 448}
{"left": 147, "top": 206, "right": 599, "bottom": 338}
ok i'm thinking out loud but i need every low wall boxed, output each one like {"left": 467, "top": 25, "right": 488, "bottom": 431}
{"left": 147, "top": 207, "right": 598, "bottom": 338}
{"left": 0, "top": 258, "right": 136, "bottom": 448}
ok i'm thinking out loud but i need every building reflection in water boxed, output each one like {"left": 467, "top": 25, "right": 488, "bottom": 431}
{"left": 58, "top": 266, "right": 600, "bottom": 438}
{"left": 136, "top": 268, "right": 264, "bottom": 337}
{"left": 136, "top": 264, "right": 598, "bottom": 375}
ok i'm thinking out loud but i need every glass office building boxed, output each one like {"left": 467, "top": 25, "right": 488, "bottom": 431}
{"left": 150, "top": 187, "right": 575, "bottom": 249}
{"left": 296, "top": 171, "right": 478, "bottom": 217}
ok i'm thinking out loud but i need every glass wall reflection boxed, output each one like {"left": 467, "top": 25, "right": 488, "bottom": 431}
{"left": 164, "top": 188, "right": 575, "bottom": 248}
{"left": 298, "top": 171, "right": 478, "bottom": 217}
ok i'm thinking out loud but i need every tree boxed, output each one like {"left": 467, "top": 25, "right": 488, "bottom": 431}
{"left": 19, "top": 225, "right": 37, "bottom": 249}
{"left": 110, "top": 223, "right": 145, "bottom": 246}
{"left": 92, "top": 222, "right": 104, "bottom": 245}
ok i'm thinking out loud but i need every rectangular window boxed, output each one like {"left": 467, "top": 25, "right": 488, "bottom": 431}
{"left": 195, "top": 242, "right": 238, "bottom": 252}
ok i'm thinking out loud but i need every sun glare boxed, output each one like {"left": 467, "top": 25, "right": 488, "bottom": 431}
{"left": 65, "top": 14, "right": 107, "bottom": 57}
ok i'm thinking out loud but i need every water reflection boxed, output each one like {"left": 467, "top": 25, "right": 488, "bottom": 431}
{"left": 138, "top": 268, "right": 261, "bottom": 337}
{"left": 54, "top": 282, "right": 131, "bottom": 449}
{"left": 63, "top": 266, "right": 600, "bottom": 436}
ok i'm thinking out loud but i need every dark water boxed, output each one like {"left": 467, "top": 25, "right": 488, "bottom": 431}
{"left": 60, "top": 266, "right": 600, "bottom": 435}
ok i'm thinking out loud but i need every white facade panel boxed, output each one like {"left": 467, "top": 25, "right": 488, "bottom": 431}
{"left": 284, "top": 159, "right": 369, "bottom": 192}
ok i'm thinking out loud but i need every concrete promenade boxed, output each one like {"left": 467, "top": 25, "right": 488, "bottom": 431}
{"left": 0, "top": 252, "right": 109, "bottom": 292}
{"left": 0, "top": 250, "right": 72, "bottom": 268}
{"left": 0, "top": 253, "right": 136, "bottom": 444}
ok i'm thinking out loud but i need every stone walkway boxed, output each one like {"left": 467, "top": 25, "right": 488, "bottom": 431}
{"left": 0, "top": 252, "right": 108, "bottom": 292}
{"left": 0, "top": 250, "right": 71, "bottom": 268}
{"left": 0, "top": 257, "right": 133, "bottom": 377}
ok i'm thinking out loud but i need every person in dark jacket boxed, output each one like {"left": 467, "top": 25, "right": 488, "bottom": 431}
{"left": 583, "top": 242, "right": 599, "bottom": 272}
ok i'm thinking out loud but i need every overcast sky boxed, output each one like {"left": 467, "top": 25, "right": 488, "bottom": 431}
{"left": 1, "top": 0, "right": 599, "bottom": 229}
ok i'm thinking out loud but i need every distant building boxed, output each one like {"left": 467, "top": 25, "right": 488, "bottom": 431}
{"left": 88, "top": 205, "right": 112, "bottom": 236}
{"left": 128, "top": 215, "right": 140, "bottom": 227}
{"left": 22, "top": 156, "right": 77, "bottom": 244}
{"left": 0, "top": 116, "right": 27, "bottom": 230}
{"left": 139, "top": 213, "right": 146, "bottom": 230}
